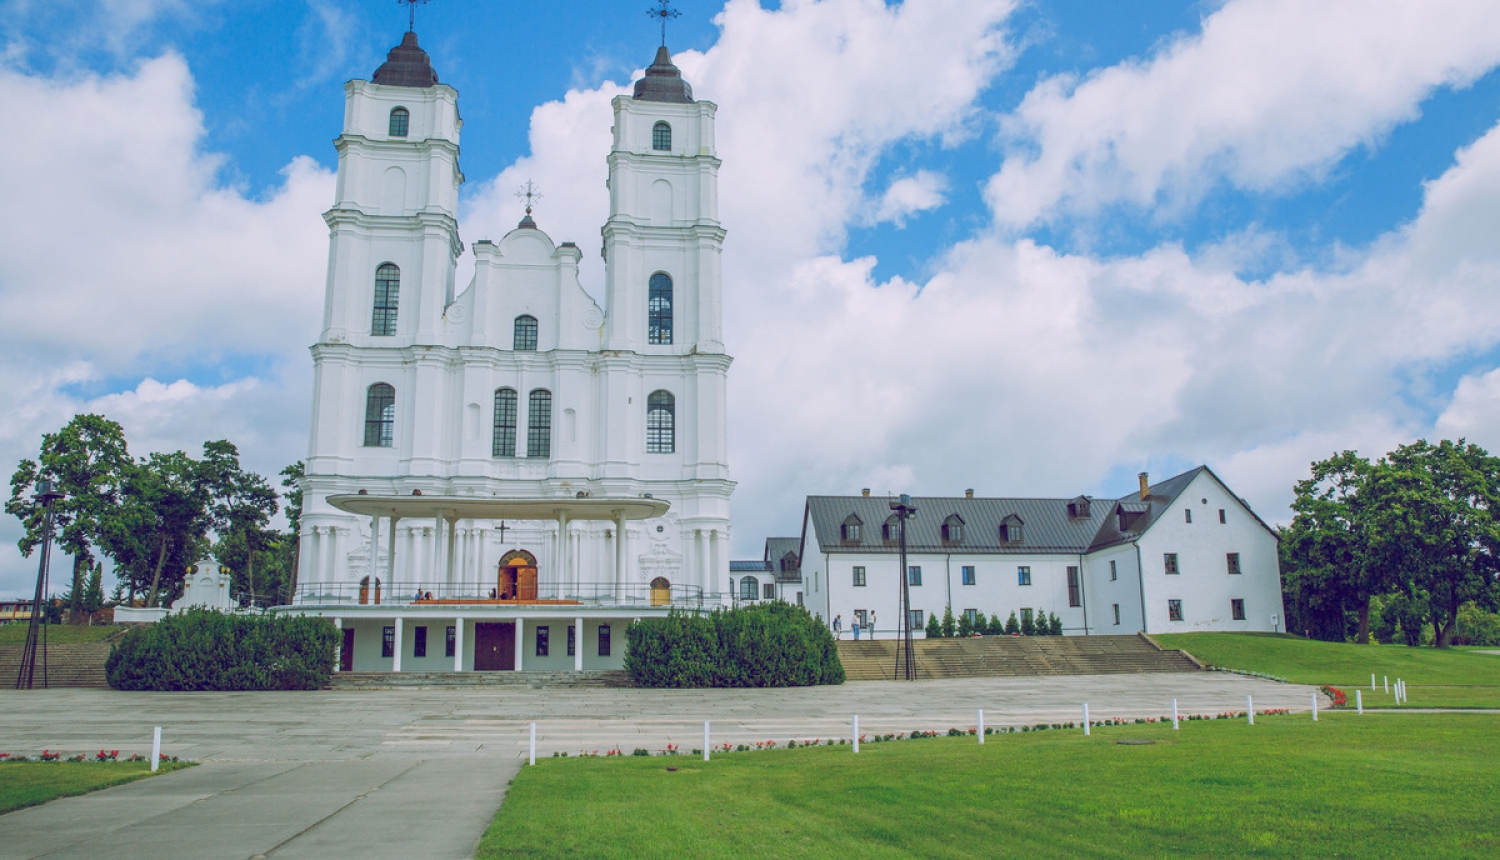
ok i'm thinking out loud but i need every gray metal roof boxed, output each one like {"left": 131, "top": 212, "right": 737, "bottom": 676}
{"left": 1086, "top": 467, "right": 1205, "bottom": 552}
{"left": 804, "top": 494, "right": 1113, "bottom": 555}
{"left": 765, "top": 537, "right": 800, "bottom": 566}
{"left": 633, "top": 46, "right": 694, "bottom": 103}
{"left": 730, "top": 560, "right": 769, "bottom": 573}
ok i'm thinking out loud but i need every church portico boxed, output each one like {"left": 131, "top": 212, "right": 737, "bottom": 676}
{"left": 327, "top": 610, "right": 639, "bottom": 673}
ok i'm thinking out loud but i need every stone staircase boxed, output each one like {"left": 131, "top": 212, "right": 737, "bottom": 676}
{"left": 0, "top": 641, "right": 115, "bottom": 688}
{"left": 329, "top": 669, "right": 636, "bottom": 690}
{"left": 836, "top": 634, "right": 1200, "bottom": 681}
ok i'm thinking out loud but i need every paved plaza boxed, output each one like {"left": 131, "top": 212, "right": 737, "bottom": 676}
{"left": 1, "top": 673, "right": 1315, "bottom": 859}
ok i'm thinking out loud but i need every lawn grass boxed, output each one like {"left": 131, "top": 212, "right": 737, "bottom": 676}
{"left": 479, "top": 713, "right": 1499, "bottom": 859}
{"left": 1153, "top": 632, "right": 1500, "bottom": 708}
{"left": 0, "top": 761, "right": 191, "bottom": 814}
{"left": 0, "top": 624, "right": 124, "bottom": 645}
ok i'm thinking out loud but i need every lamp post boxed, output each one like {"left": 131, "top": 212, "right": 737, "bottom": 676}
{"left": 889, "top": 494, "right": 918, "bottom": 681}
{"left": 15, "top": 479, "right": 64, "bottom": 690}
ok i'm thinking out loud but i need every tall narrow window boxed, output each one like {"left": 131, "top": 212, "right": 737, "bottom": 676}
{"left": 907, "top": 566, "right": 922, "bottom": 586}
{"left": 492, "top": 388, "right": 517, "bottom": 457}
{"left": 852, "top": 566, "right": 866, "bottom": 587}
{"left": 598, "top": 624, "right": 611, "bottom": 657}
{"left": 1067, "top": 566, "right": 1081, "bottom": 607}
{"left": 389, "top": 107, "right": 409, "bottom": 137}
{"left": 382, "top": 626, "right": 395, "bottom": 658}
{"left": 1219, "top": 508, "right": 1227, "bottom": 524}
{"left": 1109, "top": 559, "right": 1118, "bottom": 581}
{"left": 445, "top": 626, "right": 456, "bottom": 657}
{"left": 648, "top": 272, "right": 673, "bottom": 344}
{"left": 646, "top": 390, "right": 675, "bottom": 453}
{"left": 535, "top": 626, "right": 549, "bottom": 657}
{"left": 527, "top": 389, "right": 552, "bottom": 458}
{"left": 1168, "top": 599, "right": 1183, "bottom": 621}
{"left": 652, "top": 121, "right": 672, "bottom": 151}
{"left": 364, "top": 383, "right": 395, "bottom": 447}
{"left": 372, "top": 263, "right": 400, "bottom": 336}
{"left": 413, "top": 626, "right": 427, "bottom": 658}
{"left": 1112, "top": 604, "right": 1120, "bottom": 625}
{"left": 1231, "top": 598, "right": 1246, "bottom": 620}
{"left": 909, "top": 609, "right": 924, "bottom": 631}
{"left": 513, "top": 315, "right": 538, "bottom": 351}
{"left": 567, "top": 625, "right": 576, "bottom": 657}
{"left": 1226, "top": 552, "right": 1241, "bottom": 575}
{"left": 763, "top": 583, "right": 775, "bottom": 600}
{"left": 1017, "top": 566, "right": 1032, "bottom": 586}
{"left": 961, "top": 566, "right": 976, "bottom": 586}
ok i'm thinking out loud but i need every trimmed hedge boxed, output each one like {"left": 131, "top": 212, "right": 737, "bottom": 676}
{"left": 625, "top": 602, "right": 845, "bottom": 688}
{"left": 105, "top": 610, "right": 338, "bottom": 691}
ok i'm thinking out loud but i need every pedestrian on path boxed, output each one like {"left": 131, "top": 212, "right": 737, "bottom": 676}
{"left": 853, "top": 619, "right": 861, "bottom": 640}
{"left": 870, "top": 611, "right": 877, "bottom": 640}
{"left": 833, "top": 615, "right": 842, "bottom": 639}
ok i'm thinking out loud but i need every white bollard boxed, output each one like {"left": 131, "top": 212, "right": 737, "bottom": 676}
{"left": 977, "top": 709, "right": 984, "bottom": 745}
{"left": 151, "top": 726, "right": 161, "bottom": 772}
{"left": 529, "top": 722, "right": 536, "bottom": 766}
{"left": 1082, "top": 704, "right": 1090, "bottom": 736}
{"left": 1384, "top": 675, "right": 1389, "bottom": 694}
{"left": 1371, "top": 673, "right": 1376, "bottom": 691}
{"left": 1172, "top": 698, "right": 1179, "bottom": 731}
{"left": 1311, "top": 691, "right": 1318, "bottom": 721}
{"left": 852, "top": 715, "right": 859, "bottom": 753}
{"left": 1247, "top": 695, "right": 1254, "bottom": 725}
{"left": 1357, "top": 689, "right": 1363, "bottom": 715}
{"left": 704, "top": 721, "right": 710, "bottom": 762}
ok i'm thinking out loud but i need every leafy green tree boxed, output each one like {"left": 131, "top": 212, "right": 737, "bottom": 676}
{"left": 1004, "top": 611, "right": 1019, "bottom": 635}
{"left": 956, "top": 610, "right": 973, "bottom": 637}
{"left": 1020, "top": 610, "right": 1035, "bottom": 636}
{"left": 1363, "top": 440, "right": 1500, "bottom": 647}
{"left": 1049, "top": 611, "right": 1063, "bottom": 635}
{"left": 925, "top": 612, "right": 942, "bottom": 639}
{"left": 204, "top": 441, "right": 278, "bottom": 607}
{"left": 280, "top": 461, "right": 304, "bottom": 598}
{"left": 1283, "top": 451, "right": 1387, "bottom": 642}
{"left": 940, "top": 605, "right": 957, "bottom": 638}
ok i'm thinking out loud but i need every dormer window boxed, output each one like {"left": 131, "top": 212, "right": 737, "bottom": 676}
{"left": 389, "top": 107, "right": 410, "bottom": 137}
{"left": 941, "top": 514, "right": 964, "bottom": 544}
{"left": 999, "top": 514, "right": 1024, "bottom": 544}
{"left": 883, "top": 515, "right": 902, "bottom": 542}
{"left": 841, "top": 515, "right": 863, "bottom": 543}
{"left": 652, "top": 121, "right": 672, "bottom": 151}
{"left": 780, "top": 552, "right": 798, "bottom": 573}
{"left": 1068, "top": 495, "right": 1091, "bottom": 518}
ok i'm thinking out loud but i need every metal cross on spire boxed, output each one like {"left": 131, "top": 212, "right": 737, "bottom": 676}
{"left": 647, "top": 0, "right": 681, "bottom": 47}
{"left": 400, "top": 0, "right": 432, "bottom": 33}
{"left": 516, "top": 181, "right": 542, "bottom": 217}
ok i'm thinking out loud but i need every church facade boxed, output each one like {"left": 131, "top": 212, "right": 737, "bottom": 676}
{"left": 285, "top": 31, "right": 733, "bottom": 672}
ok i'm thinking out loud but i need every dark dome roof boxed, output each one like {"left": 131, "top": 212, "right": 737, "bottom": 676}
{"left": 633, "top": 46, "right": 694, "bottom": 103}
{"left": 373, "top": 32, "right": 439, "bottom": 88}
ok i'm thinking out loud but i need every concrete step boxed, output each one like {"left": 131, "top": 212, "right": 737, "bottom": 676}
{"left": 835, "top": 634, "right": 1199, "bottom": 680}
{"left": 329, "top": 670, "right": 636, "bottom": 690}
{"left": 0, "top": 642, "right": 113, "bottom": 688}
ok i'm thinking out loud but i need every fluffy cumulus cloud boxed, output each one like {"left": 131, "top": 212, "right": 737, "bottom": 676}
{"left": 987, "top": 0, "right": 1500, "bottom": 227}
{"left": 869, "top": 171, "right": 949, "bottom": 227}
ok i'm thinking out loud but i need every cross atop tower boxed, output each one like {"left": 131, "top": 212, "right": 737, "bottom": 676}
{"left": 516, "top": 181, "right": 542, "bottom": 217}
{"left": 400, "top": 0, "right": 432, "bottom": 33}
{"left": 647, "top": 1, "right": 681, "bottom": 47}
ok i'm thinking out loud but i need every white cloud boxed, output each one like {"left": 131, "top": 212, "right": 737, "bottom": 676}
{"left": 870, "top": 170, "right": 949, "bottom": 227}
{"left": 1436, "top": 367, "right": 1500, "bottom": 453}
{"left": 987, "top": 0, "right": 1500, "bottom": 228}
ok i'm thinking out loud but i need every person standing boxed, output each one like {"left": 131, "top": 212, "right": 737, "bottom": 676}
{"left": 870, "top": 610, "right": 878, "bottom": 640}
{"left": 833, "top": 614, "right": 842, "bottom": 640}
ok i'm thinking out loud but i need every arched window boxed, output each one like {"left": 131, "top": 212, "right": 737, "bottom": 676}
{"left": 739, "top": 576, "right": 759, "bottom": 601}
{"left": 841, "top": 514, "right": 863, "bottom": 543}
{"left": 492, "top": 388, "right": 517, "bottom": 457}
{"left": 527, "top": 389, "right": 552, "bottom": 458}
{"left": 646, "top": 390, "right": 675, "bottom": 453}
{"left": 364, "top": 383, "right": 395, "bottom": 447}
{"left": 942, "top": 515, "right": 965, "bottom": 544}
{"left": 652, "top": 121, "right": 672, "bottom": 151}
{"left": 372, "top": 263, "right": 400, "bottom": 336}
{"left": 389, "top": 107, "right": 410, "bottom": 137}
{"left": 513, "top": 315, "right": 538, "bottom": 351}
{"left": 648, "top": 272, "right": 673, "bottom": 345}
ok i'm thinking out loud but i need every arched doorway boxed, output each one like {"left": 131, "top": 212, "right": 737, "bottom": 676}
{"left": 359, "top": 576, "right": 381, "bottom": 605}
{"left": 650, "top": 577, "right": 671, "bottom": 606}
{"left": 498, "top": 550, "right": 538, "bottom": 601}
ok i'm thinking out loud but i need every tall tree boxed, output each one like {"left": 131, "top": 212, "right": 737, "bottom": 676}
{"left": 1363, "top": 440, "right": 1500, "bottom": 648}
{"left": 203, "top": 441, "right": 278, "bottom": 606}
{"left": 104, "top": 450, "right": 213, "bottom": 607}
{"left": 280, "top": 461, "right": 304, "bottom": 601}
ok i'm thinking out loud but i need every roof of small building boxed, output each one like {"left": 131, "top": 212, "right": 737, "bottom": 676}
{"left": 764, "top": 537, "right": 801, "bottom": 566}
{"left": 730, "top": 560, "right": 770, "bottom": 573}
{"left": 803, "top": 494, "right": 1113, "bottom": 555}
{"left": 633, "top": 45, "right": 694, "bottom": 103}
{"left": 373, "top": 31, "right": 439, "bottom": 88}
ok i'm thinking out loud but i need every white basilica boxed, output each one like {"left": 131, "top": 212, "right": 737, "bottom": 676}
{"left": 285, "top": 30, "right": 733, "bottom": 673}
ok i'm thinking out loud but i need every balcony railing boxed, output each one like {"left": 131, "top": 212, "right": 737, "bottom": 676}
{"left": 286, "top": 581, "right": 715, "bottom": 610}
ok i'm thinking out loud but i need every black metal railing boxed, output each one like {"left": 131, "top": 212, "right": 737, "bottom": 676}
{"left": 287, "top": 580, "right": 714, "bottom": 610}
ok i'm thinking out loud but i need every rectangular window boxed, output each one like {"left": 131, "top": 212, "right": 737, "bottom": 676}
{"left": 1226, "top": 552, "right": 1241, "bottom": 575}
{"left": 598, "top": 624, "right": 611, "bottom": 657}
{"left": 1017, "top": 566, "right": 1032, "bottom": 586}
{"left": 961, "top": 565, "right": 976, "bottom": 586}
{"left": 1184, "top": 508, "right": 1192, "bottom": 523}
{"left": 963, "top": 608, "right": 978, "bottom": 627}
{"left": 1020, "top": 608, "right": 1033, "bottom": 627}
{"left": 1219, "top": 508, "right": 1226, "bottom": 524}
{"left": 536, "top": 625, "right": 549, "bottom": 657}
{"left": 527, "top": 389, "right": 552, "bottom": 458}
{"left": 1109, "top": 559, "right": 1117, "bottom": 581}
{"left": 382, "top": 626, "right": 395, "bottom": 658}
{"left": 908, "top": 566, "right": 922, "bottom": 586}
{"left": 492, "top": 389, "right": 517, "bottom": 457}
{"left": 763, "top": 583, "right": 775, "bottom": 600}
{"left": 1066, "top": 566, "right": 1081, "bottom": 607}
{"left": 1112, "top": 604, "right": 1120, "bottom": 625}
{"left": 909, "top": 609, "right": 924, "bottom": 631}
{"left": 1164, "top": 553, "right": 1179, "bottom": 575}
{"left": 852, "top": 566, "right": 866, "bottom": 587}
{"left": 1231, "top": 598, "right": 1246, "bottom": 621}
{"left": 796, "top": 592, "right": 803, "bottom": 607}
{"left": 567, "top": 625, "right": 576, "bottom": 657}
{"left": 854, "top": 609, "right": 868, "bottom": 628}
{"left": 445, "top": 626, "right": 456, "bottom": 658}
{"left": 413, "top": 626, "right": 427, "bottom": 658}
{"left": 1168, "top": 599, "right": 1183, "bottom": 621}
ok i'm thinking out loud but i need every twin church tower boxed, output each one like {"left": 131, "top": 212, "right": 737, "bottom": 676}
{"left": 297, "top": 31, "right": 733, "bottom": 600}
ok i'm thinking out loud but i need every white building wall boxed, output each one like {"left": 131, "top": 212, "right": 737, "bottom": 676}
{"left": 1082, "top": 545, "right": 1144, "bottom": 633}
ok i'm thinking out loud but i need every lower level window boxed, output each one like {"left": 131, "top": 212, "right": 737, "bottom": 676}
{"left": 1017, "top": 566, "right": 1032, "bottom": 586}
{"left": 1112, "top": 604, "right": 1120, "bottom": 625}
{"left": 536, "top": 625, "right": 549, "bottom": 657}
{"left": 963, "top": 608, "right": 978, "bottom": 626}
{"left": 853, "top": 566, "right": 866, "bottom": 587}
{"left": 413, "top": 626, "right": 427, "bottom": 658}
{"left": 909, "top": 609, "right": 924, "bottom": 630}
{"left": 763, "top": 582, "right": 775, "bottom": 600}
{"left": 567, "top": 625, "right": 576, "bottom": 657}
{"left": 382, "top": 626, "right": 395, "bottom": 658}
{"left": 1168, "top": 599, "right": 1183, "bottom": 621}
{"left": 598, "top": 624, "right": 611, "bottom": 657}
{"left": 446, "top": 626, "right": 456, "bottom": 657}
{"left": 1231, "top": 598, "right": 1245, "bottom": 620}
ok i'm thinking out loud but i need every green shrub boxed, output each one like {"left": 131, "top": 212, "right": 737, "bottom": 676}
{"left": 1049, "top": 612, "right": 1063, "bottom": 636}
{"left": 1004, "top": 611, "right": 1019, "bottom": 635}
{"left": 989, "top": 613, "right": 1005, "bottom": 635}
{"left": 956, "top": 611, "right": 973, "bottom": 637}
{"left": 1455, "top": 603, "right": 1500, "bottom": 646}
{"left": 105, "top": 610, "right": 337, "bottom": 691}
{"left": 1020, "top": 611, "right": 1036, "bottom": 636}
{"left": 925, "top": 613, "right": 942, "bottom": 640}
{"left": 940, "top": 606, "right": 957, "bottom": 639}
{"left": 624, "top": 603, "right": 844, "bottom": 688}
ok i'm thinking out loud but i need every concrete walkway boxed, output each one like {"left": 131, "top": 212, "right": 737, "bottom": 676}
{"left": 0, "top": 673, "right": 1315, "bottom": 860}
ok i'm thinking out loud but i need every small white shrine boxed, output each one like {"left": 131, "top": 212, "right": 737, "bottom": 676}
{"left": 171, "top": 558, "right": 234, "bottom": 612}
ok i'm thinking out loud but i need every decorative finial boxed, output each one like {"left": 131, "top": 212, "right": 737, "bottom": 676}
{"left": 400, "top": 0, "right": 432, "bottom": 33}
{"left": 516, "top": 181, "right": 542, "bottom": 217}
{"left": 647, "top": 0, "right": 681, "bottom": 48}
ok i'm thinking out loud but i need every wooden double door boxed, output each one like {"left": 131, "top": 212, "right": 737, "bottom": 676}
{"left": 474, "top": 622, "right": 516, "bottom": 671}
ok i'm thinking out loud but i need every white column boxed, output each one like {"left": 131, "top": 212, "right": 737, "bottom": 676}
{"left": 431, "top": 511, "right": 444, "bottom": 585}
{"left": 614, "top": 512, "right": 627, "bottom": 600}
{"left": 323, "top": 527, "right": 338, "bottom": 586}
{"left": 710, "top": 530, "right": 721, "bottom": 595}
{"left": 514, "top": 617, "right": 524, "bottom": 671}
{"left": 454, "top": 617, "right": 464, "bottom": 672}
{"left": 695, "top": 529, "right": 706, "bottom": 592}
{"left": 332, "top": 616, "right": 343, "bottom": 672}
{"left": 368, "top": 515, "right": 381, "bottom": 585}
{"left": 303, "top": 527, "right": 321, "bottom": 588}
{"left": 445, "top": 517, "right": 458, "bottom": 590}
{"left": 386, "top": 516, "right": 400, "bottom": 588}
{"left": 393, "top": 617, "right": 404, "bottom": 672}
{"left": 557, "top": 511, "right": 570, "bottom": 600}
{"left": 574, "top": 615, "right": 584, "bottom": 671}
{"left": 473, "top": 527, "right": 487, "bottom": 597}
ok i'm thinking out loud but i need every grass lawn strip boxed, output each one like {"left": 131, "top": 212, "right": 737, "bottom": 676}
{"left": 1153, "top": 632, "right": 1500, "bottom": 709}
{"left": 0, "top": 624, "right": 124, "bottom": 646}
{"left": 479, "top": 713, "right": 1498, "bottom": 859}
{"left": 0, "top": 761, "right": 192, "bottom": 815}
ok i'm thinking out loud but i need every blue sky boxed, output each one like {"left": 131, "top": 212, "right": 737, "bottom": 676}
{"left": 3, "top": 0, "right": 1500, "bottom": 598}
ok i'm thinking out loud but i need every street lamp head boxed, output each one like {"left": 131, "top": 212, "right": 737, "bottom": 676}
{"left": 34, "top": 480, "right": 63, "bottom": 504}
